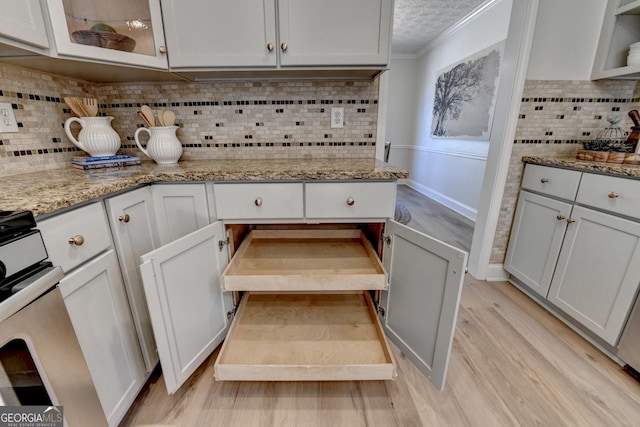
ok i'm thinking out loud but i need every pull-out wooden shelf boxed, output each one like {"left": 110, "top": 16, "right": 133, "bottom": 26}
{"left": 214, "top": 292, "right": 396, "bottom": 381}
{"left": 221, "top": 229, "right": 387, "bottom": 291}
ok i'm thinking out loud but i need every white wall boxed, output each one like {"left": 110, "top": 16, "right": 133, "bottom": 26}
{"left": 527, "top": 0, "right": 606, "bottom": 80}
{"left": 385, "top": 57, "right": 418, "bottom": 168}
{"left": 386, "top": 0, "right": 513, "bottom": 221}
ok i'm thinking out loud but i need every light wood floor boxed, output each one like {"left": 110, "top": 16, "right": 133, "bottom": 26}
{"left": 121, "top": 188, "right": 640, "bottom": 427}
{"left": 396, "top": 185, "right": 474, "bottom": 253}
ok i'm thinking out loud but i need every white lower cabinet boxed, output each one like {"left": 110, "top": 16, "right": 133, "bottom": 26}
{"left": 547, "top": 206, "right": 640, "bottom": 345}
{"left": 105, "top": 186, "right": 160, "bottom": 373}
{"left": 151, "top": 183, "right": 210, "bottom": 245}
{"left": 506, "top": 164, "right": 640, "bottom": 347}
{"left": 59, "top": 249, "right": 146, "bottom": 427}
{"left": 140, "top": 214, "right": 467, "bottom": 393}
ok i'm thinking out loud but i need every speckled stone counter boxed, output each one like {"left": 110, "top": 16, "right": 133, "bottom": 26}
{"left": 523, "top": 156, "right": 640, "bottom": 179}
{"left": 1, "top": 158, "right": 408, "bottom": 217}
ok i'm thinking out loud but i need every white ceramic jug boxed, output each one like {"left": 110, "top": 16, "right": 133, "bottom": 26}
{"left": 64, "top": 116, "right": 121, "bottom": 157}
{"left": 134, "top": 126, "right": 183, "bottom": 164}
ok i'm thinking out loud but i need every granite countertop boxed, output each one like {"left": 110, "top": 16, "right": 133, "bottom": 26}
{"left": 523, "top": 156, "right": 640, "bottom": 179}
{"left": 1, "top": 158, "right": 408, "bottom": 217}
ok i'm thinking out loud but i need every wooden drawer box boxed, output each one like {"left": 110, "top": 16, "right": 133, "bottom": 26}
{"left": 305, "top": 182, "right": 396, "bottom": 219}
{"left": 222, "top": 229, "right": 387, "bottom": 291}
{"left": 213, "top": 183, "right": 304, "bottom": 220}
{"left": 38, "top": 202, "right": 112, "bottom": 273}
{"left": 521, "top": 164, "right": 582, "bottom": 200}
{"left": 214, "top": 292, "right": 396, "bottom": 381}
{"left": 576, "top": 173, "right": 640, "bottom": 220}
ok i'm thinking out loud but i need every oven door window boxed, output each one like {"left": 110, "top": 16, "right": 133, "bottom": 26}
{"left": 0, "top": 339, "right": 52, "bottom": 405}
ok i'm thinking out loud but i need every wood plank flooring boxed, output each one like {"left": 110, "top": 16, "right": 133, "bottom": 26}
{"left": 121, "top": 187, "right": 640, "bottom": 427}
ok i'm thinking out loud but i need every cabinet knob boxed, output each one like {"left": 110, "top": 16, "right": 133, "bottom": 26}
{"left": 159, "top": 46, "right": 167, "bottom": 54}
{"left": 267, "top": 43, "right": 274, "bottom": 52}
{"left": 281, "top": 42, "right": 288, "bottom": 52}
{"left": 346, "top": 197, "right": 355, "bottom": 206}
{"left": 540, "top": 178, "right": 549, "bottom": 183}
{"left": 119, "top": 214, "right": 131, "bottom": 223}
{"left": 68, "top": 235, "right": 85, "bottom": 246}
{"left": 608, "top": 191, "right": 620, "bottom": 199}
{"left": 556, "top": 214, "right": 566, "bottom": 221}
{"left": 255, "top": 197, "right": 263, "bottom": 207}
{"left": 566, "top": 218, "right": 576, "bottom": 224}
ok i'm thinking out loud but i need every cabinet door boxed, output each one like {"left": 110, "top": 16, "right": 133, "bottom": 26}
{"left": 380, "top": 220, "right": 467, "bottom": 391}
{"left": 60, "top": 250, "right": 145, "bottom": 427}
{"left": 105, "top": 187, "right": 160, "bottom": 373}
{"left": 504, "top": 191, "right": 572, "bottom": 297}
{"left": 160, "top": 0, "right": 277, "bottom": 68}
{"left": 151, "top": 183, "right": 209, "bottom": 246}
{"left": 139, "top": 221, "right": 233, "bottom": 394}
{"left": 278, "top": 0, "right": 392, "bottom": 66}
{"left": 547, "top": 206, "right": 640, "bottom": 345}
{"left": 46, "top": 0, "right": 168, "bottom": 69}
{"left": 0, "top": 0, "right": 48, "bottom": 49}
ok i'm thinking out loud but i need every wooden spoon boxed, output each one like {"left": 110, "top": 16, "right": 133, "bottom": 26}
{"left": 138, "top": 111, "right": 153, "bottom": 127}
{"left": 64, "top": 96, "right": 88, "bottom": 117}
{"left": 163, "top": 110, "right": 176, "bottom": 127}
{"left": 157, "top": 109, "right": 165, "bottom": 126}
{"left": 141, "top": 105, "right": 155, "bottom": 127}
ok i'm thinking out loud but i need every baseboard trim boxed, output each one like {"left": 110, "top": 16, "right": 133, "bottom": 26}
{"left": 404, "top": 179, "right": 477, "bottom": 224}
{"left": 485, "top": 264, "right": 509, "bottom": 282}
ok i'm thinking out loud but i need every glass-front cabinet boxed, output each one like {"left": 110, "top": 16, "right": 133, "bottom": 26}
{"left": 46, "top": 0, "right": 168, "bottom": 69}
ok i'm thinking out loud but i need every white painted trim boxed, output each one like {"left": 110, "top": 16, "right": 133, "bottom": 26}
{"left": 485, "top": 264, "right": 510, "bottom": 282}
{"left": 391, "top": 144, "right": 488, "bottom": 161}
{"left": 418, "top": 0, "right": 501, "bottom": 57}
{"left": 376, "top": 71, "right": 390, "bottom": 161}
{"left": 405, "top": 179, "right": 477, "bottom": 223}
{"left": 467, "top": 0, "right": 539, "bottom": 280}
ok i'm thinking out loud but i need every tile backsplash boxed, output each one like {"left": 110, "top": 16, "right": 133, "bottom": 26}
{"left": 0, "top": 62, "right": 380, "bottom": 177}
{"left": 490, "top": 79, "right": 640, "bottom": 264}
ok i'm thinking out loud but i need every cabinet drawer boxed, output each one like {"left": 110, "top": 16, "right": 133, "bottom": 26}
{"left": 214, "top": 292, "right": 396, "bottom": 381}
{"left": 305, "top": 182, "right": 396, "bottom": 219}
{"left": 38, "top": 203, "right": 112, "bottom": 272}
{"left": 576, "top": 173, "right": 640, "bottom": 220}
{"left": 222, "top": 229, "right": 387, "bottom": 291}
{"left": 214, "top": 183, "right": 304, "bottom": 220}
{"left": 521, "top": 164, "right": 581, "bottom": 200}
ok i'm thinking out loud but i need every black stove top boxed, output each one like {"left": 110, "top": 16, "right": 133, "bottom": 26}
{"left": 0, "top": 211, "right": 36, "bottom": 240}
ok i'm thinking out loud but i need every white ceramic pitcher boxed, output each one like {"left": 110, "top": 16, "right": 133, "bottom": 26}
{"left": 134, "top": 126, "right": 183, "bottom": 164}
{"left": 64, "top": 116, "right": 121, "bottom": 157}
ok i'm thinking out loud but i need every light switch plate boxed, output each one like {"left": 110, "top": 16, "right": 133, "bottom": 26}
{"left": 0, "top": 103, "right": 19, "bottom": 133}
{"left": 331, "top": 107, "right": 344, "bottom": 128}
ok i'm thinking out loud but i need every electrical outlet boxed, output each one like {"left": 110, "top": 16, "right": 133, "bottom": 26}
{"left": 0, "top": 103, "right": 19, "bottom": 133}
{"left": 331, "top": 107, "right": 344, "bottom": 128}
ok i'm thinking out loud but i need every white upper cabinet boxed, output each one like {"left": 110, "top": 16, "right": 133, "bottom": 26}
{"left": 160, "top": 0, "right": 393, "bottom": 70}
{"left": 160, "top": 0, "right": 277, "bottom": 68}
{"left": 277, "top": 0, "right": 392, "bottom": 67}
{"left": 592, "top": 0, "right": 640, "bottom": 79}
{"left": 45, "top": 0, "right": 168, "bottom": 69}
{"left": 0, "top": 0, "right": 49, "bottom": 50}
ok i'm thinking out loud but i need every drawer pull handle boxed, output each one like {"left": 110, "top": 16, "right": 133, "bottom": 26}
{"left": 119, "top": 214, "right": 130, "bottom": 223}
{"left": 254, "top": 197, "right": 263, "bottom": 207}
{"left": 68, "top": 235, "right": 85, "bottom": 246}
{"left": 608, "top": 191, "right": 619, "bottom": 199}
{"left": 267, "top": 43, "right": 274, "bottom": 52}
{"left": 540, "top": 178, "right": 549, "bottom": 183}
{"left": 281, "top": 42, "right": 288, "bottom": 52}
{"left": 566, "top": 218, "right": 576, "bottom": 224}
{"left": 346, "top": 197, "right": 355, "bottom": 206}
{"left": 556, "top": 214, "right": 566, "bottom": 221}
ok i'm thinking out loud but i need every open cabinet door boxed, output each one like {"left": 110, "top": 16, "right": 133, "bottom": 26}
{"left": 380, "top": 220, "right": 467, "bottom": 391}
{"left": 140, "top": 221, "right": 234, "bottom": 394}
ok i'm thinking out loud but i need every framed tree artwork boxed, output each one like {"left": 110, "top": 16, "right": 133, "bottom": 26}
{"left": 431, "top": 42, "right": 504, "bottom": 140}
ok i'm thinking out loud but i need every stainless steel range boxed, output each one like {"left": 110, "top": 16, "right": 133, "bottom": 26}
{"left": 0, "top": 211, "right": 107, "bottom": 426}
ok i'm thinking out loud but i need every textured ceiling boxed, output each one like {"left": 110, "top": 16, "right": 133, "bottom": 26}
{"left": 392, "top": 0, "right": 491, "bottom": 55}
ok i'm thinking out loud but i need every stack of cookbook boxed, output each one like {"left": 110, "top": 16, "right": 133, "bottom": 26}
{"left": 72, "top": 154, "right": 141, "bottom": 170}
